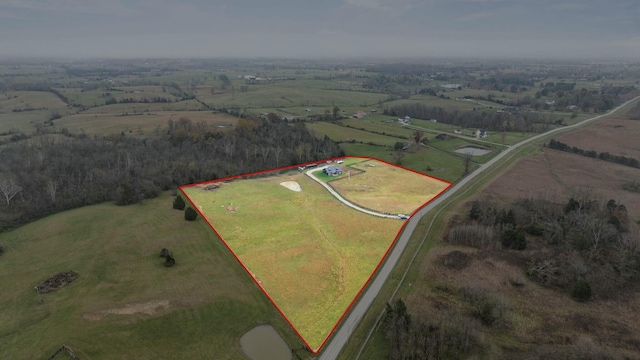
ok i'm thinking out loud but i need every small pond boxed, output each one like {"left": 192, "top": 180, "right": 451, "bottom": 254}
{"left": 240, "top": 325, "right": 292, "bottom": 360}
{"left": 454, "top": 146, "right": 492, "bottom": 156}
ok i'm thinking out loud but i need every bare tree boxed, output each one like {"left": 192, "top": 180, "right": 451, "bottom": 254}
{"left": 0, "top": 178, "right": 22, "bottom": 205}
{"left": 462, "top": 152, "right": 473, "bottom": 176}
{"left": 46, "top": 179, "right": 58, "bottom": 203}
{"left": 412, "top": 130, "right": 424, "bottom": 146}
{"left": 272, "top": 147, "right": 283, "bottom": 167}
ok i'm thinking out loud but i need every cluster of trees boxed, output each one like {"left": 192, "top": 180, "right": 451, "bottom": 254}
{"left": 384, "top": 298, "right": 479, "bottom": 360}
{"left": 467, "top": 76, "right": 534, "bottom": 93}
{"left": 384, "top": 104, "right": 558, "bottom": 132}
{"left": 103, "top": 96, "right": 175, "bottom": 105}
{"left": 548, "top": 139, "right": 640, "bottom": 168}
{"left": 450, "top": 195, "right": 639, "bottom": 301}
{"left": 534, "top": 85, "right": 637, "bottom": 113}
{"left": 0, "top": 117, "right": 343, "bottom": 230}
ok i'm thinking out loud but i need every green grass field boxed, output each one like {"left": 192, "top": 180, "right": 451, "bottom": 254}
{"left": 0, "top": 192, "right": 303, "bottom": 359}
{"left": 181, "top": 161, "right": 445, "bottom": 351}
{"left": 307, "top": 122, "right": 404, "bottom": 145}
{"left": 339, "top": 143, "right": 471, "bottom": 183}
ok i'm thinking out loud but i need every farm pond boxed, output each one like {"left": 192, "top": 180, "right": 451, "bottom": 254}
{"left": 454, "top": 146, "right": 492, "bottom": 156}
{"left": 240, "top": 325, "right": 291, "bottom": 360}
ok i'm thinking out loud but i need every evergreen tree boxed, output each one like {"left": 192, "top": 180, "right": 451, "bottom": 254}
{"left": 571, "top": 280, "right": 592, "bottom": 302}
{"left": 469, "top": 201, "right": 482, "bottom": 220}
{"left": 185, "top": 207, "right": 198, "bottom": 221}
{"left": 173, "top": 195, "right": 186, "bottom": 210}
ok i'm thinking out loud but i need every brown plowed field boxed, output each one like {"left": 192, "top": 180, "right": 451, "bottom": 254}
{"left": 483, "top": 149, "right": 640, "bottom": 219}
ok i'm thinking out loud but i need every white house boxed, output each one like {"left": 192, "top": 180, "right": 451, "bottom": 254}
{"left": 475, "top": 129, "right": 488, "bottom": 139}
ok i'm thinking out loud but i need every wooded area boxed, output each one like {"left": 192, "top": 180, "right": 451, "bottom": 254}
{"left": 0, "top": 117, "right": 342, "bottom": 230}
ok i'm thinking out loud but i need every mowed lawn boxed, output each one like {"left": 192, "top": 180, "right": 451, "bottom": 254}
{"left": 329, "top": 159, "right": 451, "bottom": 215}
{"left": 0, "top": 192, "right": 300, "bottom": 359}
{"left": 182, "top": 171, "right": 403, "bottom": 351}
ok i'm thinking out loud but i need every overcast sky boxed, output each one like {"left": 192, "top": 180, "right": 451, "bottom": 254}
{"left": 0, "top": 0, "right": 638, "bottom": 59}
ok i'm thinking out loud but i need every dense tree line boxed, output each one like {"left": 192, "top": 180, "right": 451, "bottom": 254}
{"left": 534, "top": 85, "right": 637, "bottom": 113}
{"left": 449, "top": 195, "right": 639, "bottom": 301}
{"left": 0, "top": 117, "right": 342, "bottom": 230}
{"left": 467, "top": 76, "right": 534, "bottom": 93}
{"left": 548, "top": 139, "right": 640, "bottom": 168}
{"left": 384, "top": 104, "right": 559, "bottom": 132}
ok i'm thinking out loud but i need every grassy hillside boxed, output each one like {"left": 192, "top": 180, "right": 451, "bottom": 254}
{"left": 0, "top": 192, "right": 304, "bottom": 359}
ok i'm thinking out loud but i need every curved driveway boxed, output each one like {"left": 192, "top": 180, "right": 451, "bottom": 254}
{"left": 318, "top": 96, "right": 640, "bottom": 359}
{"left": 306, "top": 166, "right": 402, "bottom": 219}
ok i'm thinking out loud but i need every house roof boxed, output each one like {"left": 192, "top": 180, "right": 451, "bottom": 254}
{"left": 324, "top": 166, "right": 342, "bottom": 172}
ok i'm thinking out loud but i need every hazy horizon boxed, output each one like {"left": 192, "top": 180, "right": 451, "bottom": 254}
{"left": 1, "top": 0, "right": 638, "bottom": 60}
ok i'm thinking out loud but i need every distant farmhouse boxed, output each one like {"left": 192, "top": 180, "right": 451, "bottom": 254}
{"left": 476, "top": 129, "right": 488, "bottom": 139}
{"left": 323, "top": 166, "right": 343, "bottom": 176}
{"left": 353, "top": 111, "right": 367, "bottom": 119}
{"left": 398, "top": 116, "right": 411, "bottom": 124}
{"left": 440, "top": 84, "right": 462, "bottom": 90}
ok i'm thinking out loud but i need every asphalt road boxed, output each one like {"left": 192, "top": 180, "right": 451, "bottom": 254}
{"left": 317, "top": 96, "right": 640, "bottom": 360}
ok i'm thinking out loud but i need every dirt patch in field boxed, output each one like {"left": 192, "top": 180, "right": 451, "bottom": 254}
{"left": 482, "top": 150, "right": 640, "bottom": 218}
{"left": 280, "top": 181, "right": 301, "bottom": 192}
{"left": 557, "top": 117, "right": 640, "bottom": 159}
{"left": 439, "top": 250, "right": 472, "bottom": 270}
{"left": 36, "top": 271, "right": 78, "bottom": 294}
{"left": 82, "top": 299, "right": 171, "bottom": 321}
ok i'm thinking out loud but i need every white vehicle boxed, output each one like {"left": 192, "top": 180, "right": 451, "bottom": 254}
{"left": 336, "top": 159, "right": 344, "bottom": 164}
{"left": 398, "top": 214, "right": 409, "bottom": 220}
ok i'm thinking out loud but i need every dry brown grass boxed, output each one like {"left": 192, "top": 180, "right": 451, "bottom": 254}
{"left": 410, "top": 245, "right": 640, "bottom": 358}
{"left": 482, "top": 150, "right": 640, "bottom": 217}
{"left": 557, "top": 115, "right": 640, "bottom": 160}
{"left": 330, "top": 159, "right": 450, "bottom": 214}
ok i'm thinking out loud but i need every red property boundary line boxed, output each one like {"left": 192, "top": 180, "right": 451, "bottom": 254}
{"left": 179, "top": 156, "right": 452, "bottom": 354}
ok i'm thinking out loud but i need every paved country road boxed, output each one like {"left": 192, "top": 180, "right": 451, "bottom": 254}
{"left": 317, "top": 96, "right": 640, "bottom": 360}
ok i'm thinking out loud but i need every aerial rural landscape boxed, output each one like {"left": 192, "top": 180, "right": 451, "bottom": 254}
{"left": 1, "top": 1, "right": 639, "bottom": 359}
{"left": 181, "top": 157, "right": 450, "bottom": 352}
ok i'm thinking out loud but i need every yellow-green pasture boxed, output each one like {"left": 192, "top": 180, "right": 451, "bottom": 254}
{"left": 330, "top": 158, "right": 450, "bottom": 215}
{"left": 182, "top": 170, "right": 407, "bottom": 351}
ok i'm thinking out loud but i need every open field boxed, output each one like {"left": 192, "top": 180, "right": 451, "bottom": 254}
{"left": 182, "top": 171, "right": 402, "bottom": 351}
{"left": 0, "top": 91, "right": 71, "bottom": 134}
{"left": 330, "top": 158, "right": 450, "bottom": 215}
{"left": 338, "top": 118, "right": 415, "bottom": 139}
{"left": 181, "top": 159, "right": 448, "bottom": 352}
{"left": 196, "top": 84, "right": 387, "bottom": 110}
{"left": 339, "top": 143, "right": 473, "bottom": 183}
{"left": 384, "top": 95, "right": 479, "bottom": 110}
{"left": 481, "top": 149, "right": 640, "bottom": 217}
{"left": 307, "top": 122, "right": 402, "bottom": 145}
{"left": 0, "top": 192, "right": 304, "bottom": 359}
{"left": 55, "top": 111, "right": 237, "bottom": 136}
{"left": 557, "top": 113, "right": 640, "bottom": 160}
